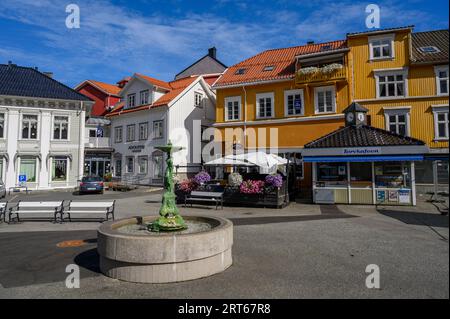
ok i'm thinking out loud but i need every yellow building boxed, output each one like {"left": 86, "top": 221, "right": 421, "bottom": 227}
{"left": 347, "top": 27, "right": 448, "bottom": 193}
{"left": 212, "top": 26, "right": 448, "bottom": 200}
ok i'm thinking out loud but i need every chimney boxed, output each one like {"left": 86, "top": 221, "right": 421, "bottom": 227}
{"left": 307, "top": 40, "right": 314, "bottom": 45}
{"left": 208, "top": 47, "right": 217, "bottom": 59}
{"left": 7, "top": 61, "right": 16, "bottom": 68}
{"left": 43, "top": 72, "right": 53, "bottom": 78}
{"left": 117, "top": 76, "right": 131, "bottom": 88}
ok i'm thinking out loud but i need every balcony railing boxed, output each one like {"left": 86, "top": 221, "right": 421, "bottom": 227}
{"left": 85, "top": 137, "right": 111, "bottom": 148}
{"left": 295, "top": 67, "right": 347, "bottom": 84}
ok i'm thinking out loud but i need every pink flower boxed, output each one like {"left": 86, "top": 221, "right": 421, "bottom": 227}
{"left": 240, "top": 180, "right": 265, "bottom": 194}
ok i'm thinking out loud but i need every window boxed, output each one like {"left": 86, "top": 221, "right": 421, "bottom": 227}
{"left": 235, "top": 68, "right": 246, "bottom": 75}
{"left": 140, "top": 90, "right": 149, "bottom": 105}
{"left": 115, "top": 159, "right": 122, "bottom": 177}
{"left": 224, "top": 96, "right": 241, "bottom": 121}
{"left": 350, "top": 162, "right": 372, "bottom": 187}
{"left": 127, "top": 94, "right": 136, "bottom": 108}
{"left": 153, "top": 120, "right": 163, "bottom": 139}
{"left": 194, "top": 92, "right": 203, "bottom": 108}
{"left": 52, "top": 157, "right": 67, "bottom": 181}
{"left": 89, "top": 129, "right": 97, "bottom": 138}
{"left": 139, "top": 122, "right": 148, "bottom": 140}
{"left": 0, "top": 113, "right": 4, "bottom": 138}
{"left": 314, "top": 86, "right": 335, "bottom": 114}
{"left": 384, "top": 108, "right": 410, "bottom": 136}
{"left": 375, "top": 70, "right": 407, "bottom": 98}
{"left": 419, "top": 46, "right": 440, "bottom": 54}
{"left": 263, "top": 65, "right": 274, "bottom": 72}
{"left": 369, "top": 35, "right": 394, "bottom": 60}
{"left": 435, "top": 66, "right": 449, "bottom": 95}
{"left": 19, "top": 157, "right": 37, "bottom": 182}
{"left": 284, "top": 89, "right": 304, "bottom": 116}
{"left": 53, "top": 116, "right": 68, "bottom": 140}
{"left": 256, "top": 92, "right": 274, "bottom": 119}
{"left": 317, "top": 162, "right": 347, "bottom": 182}
{"left": 126, "top": 157, "right": 134, "bottom": 173}
{"left": 138, "top": 156, "right": 148, "bottom": 174}
{"left": 432, "top": 106, "right": 449, "bottom": 140}
{"left": 152, "top": 153, "right": 163, "bottom": 178}
{"left": 21, "top": 114, "right": 38, "bottom": 139}
{"left": 126, "top": 124, "right": 135, "bottom": 142}
{"left": 114, "top": 126, "right": 123, "bottom": 143}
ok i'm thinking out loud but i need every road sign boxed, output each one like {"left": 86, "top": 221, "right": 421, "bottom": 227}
{"left": 18, "top": 175, "right": 27, "bottom": 182}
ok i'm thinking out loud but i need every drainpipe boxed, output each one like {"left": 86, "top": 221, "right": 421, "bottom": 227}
{"left": 242, "top": 86, "right": 247, "bottom": 150}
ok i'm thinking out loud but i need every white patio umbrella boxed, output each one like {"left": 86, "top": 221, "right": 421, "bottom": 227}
{"left": 226, "top": 151, "right": 288, "bottom": 174}
{"left": 204, "top": 157, "right": 252, "bottom": 166}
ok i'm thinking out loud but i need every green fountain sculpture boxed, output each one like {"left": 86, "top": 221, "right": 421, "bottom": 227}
{"left": 149, "top": 141, "right": 187, "bottom": 232}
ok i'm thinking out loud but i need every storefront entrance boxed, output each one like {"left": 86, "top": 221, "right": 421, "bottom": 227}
{"left": 84, "top": 156, "right": 111, "bottom": 178}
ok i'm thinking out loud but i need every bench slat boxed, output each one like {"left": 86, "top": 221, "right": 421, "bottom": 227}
{"left": 68, "top": 210, "right": 108, "bottom": 214}
{"left": 69, "top": 202, "right": 114, "bottom": 208}
{"left": 15, "top": 210, "right": 57, "bottom": 213}
{"left": 190, "top": 191, "right": 223, "bottom": 197}
{"left": 18, "top": 202, "right": 63, "bottom": 207}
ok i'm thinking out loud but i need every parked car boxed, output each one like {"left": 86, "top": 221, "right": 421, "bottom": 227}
{"left": 79, "top": 176, "right": 104, "bottom": 194}
{"left": 0, "top": 179, "right": 6, "bottom": 198}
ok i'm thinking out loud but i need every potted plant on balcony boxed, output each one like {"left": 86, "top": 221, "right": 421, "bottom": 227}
{"left": 321, "top": 63, "right": 343, "bottom": 74}
{"left": 298, "top": 66, "right": 319, "bottom": 75}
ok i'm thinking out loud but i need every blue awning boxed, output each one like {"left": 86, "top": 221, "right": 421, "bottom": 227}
{"left": 303, "top": 155, "right": 424, "bottom": 163}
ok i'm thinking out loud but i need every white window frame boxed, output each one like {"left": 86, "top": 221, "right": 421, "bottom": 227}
{"left": 20, "top": 113, "right": 39, "bottom": 140}
{"left": 127, "top": 93, "right": 136, "bottom": 108}
{"left": 256, "top": 92, "right": 275, "bottom": 119}
{"left": 126, "top": 124, "right": 135, "bottom": 142}
{"left": 435, "top": 65, "right": 449, "bottom": 96}
{"left": 153, "top": 120, "right": 164, "bottom": 139}
{"left": 52, "top": 115, "right": 70, "bottom": 141}
{"left": 114, "top": 126, "right": 123, "bottom": 143}
{"left": 368, "top": 34, "right": 395, "bottom": 60}
{"left": 432, "top": 105, "right": 449, "bottom": 140}
{"left": 18, "top": 156, "right": 38, "bottom": 183}
{"left": 194, "top": 92, "right": 204, "bottom": 108}
{"left": 50, "top": 156, "right": 69, "bottom": 182}
{"left": 0, "top": 112, "right": 5, "bottom": 139}
{"left": 224, "top": 96, "right": 241, "bottom": 121}
{"left": 126, "top": 156, "right": 134, "bottom": 173}
{"left": 384, "top": 107, "right": 411, "bottom": 137}
{"left": 138, "top": 156, "right": 148, "bottom": 174}
{"left": 139, "top": 122, "right": 148, "bottom": 140}
{"left": 284, "top": 89, "right": 305, "bottom": 117}
{"left": 314, "top": 86, "right": 336, "bottom": 114}
{"left": 374, "top": 68, "right": 408, "bottom": 99}
{"left": 140, "top": 90, "right": 149, "bottom": 105}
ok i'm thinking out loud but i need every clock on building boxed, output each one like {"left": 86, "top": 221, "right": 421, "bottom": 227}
{"left": 343, "top": 102, "right": 368, "bottom": 126}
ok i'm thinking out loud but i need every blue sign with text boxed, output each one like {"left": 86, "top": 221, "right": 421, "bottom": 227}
{"left": 19, "top": 175, "right": 27, "bottom": 182}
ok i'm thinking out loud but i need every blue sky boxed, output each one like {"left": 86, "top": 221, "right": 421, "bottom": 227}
{"left": 0, "top": 0, "right": 448, "bottom": 87}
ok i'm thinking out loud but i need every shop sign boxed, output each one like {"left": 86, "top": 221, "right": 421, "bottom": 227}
{"left": 376, "top": 190, "right": 385, "bottom": 202}
{"left": 398, "top": 189, "right": 410, "bottom": 204}
{"left": 388, "top": 190, "right": 399, "bottom": 202}
{"left": 128, "top": 145, "right": 145, "bottom": 153}
{"left": 343, "top": 148, "right": 381, "bottom": 155}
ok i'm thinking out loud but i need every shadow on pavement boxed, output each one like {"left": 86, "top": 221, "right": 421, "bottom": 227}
{"left": 378, "top": 209, "right": 449, "bottom": 228}
{"left": 230, "top": 213, "right": 356, "bottom": 226}
{"left": 74, "top": 248, "right": 100, "bottom": 274}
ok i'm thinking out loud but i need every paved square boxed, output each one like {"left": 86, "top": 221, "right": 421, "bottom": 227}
{"left": 0, "top": 189, "right": 448, "bottom": 298}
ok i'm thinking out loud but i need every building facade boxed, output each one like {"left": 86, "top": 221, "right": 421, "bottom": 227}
{"left": 107, "top": 74, "right": 216, "bottom": 184}
{"left": 0, "top": 63, "right": 93, "bottom": 190}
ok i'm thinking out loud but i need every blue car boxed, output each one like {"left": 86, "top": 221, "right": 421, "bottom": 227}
{"left": 79, "top": 176, "right": 104, "bottom": 194}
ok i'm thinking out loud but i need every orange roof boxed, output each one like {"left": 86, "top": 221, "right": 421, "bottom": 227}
{"left": 214, "top": 40, "right": 347, "bottom": 88}
{"left": 136, "top": 73, "right": 171, "bottom": 90}
{"left": 107, "top": 76, "right": 200, "bottom": 117}
{"left": 79, "top": 80, "right": 121, "bottom": 96}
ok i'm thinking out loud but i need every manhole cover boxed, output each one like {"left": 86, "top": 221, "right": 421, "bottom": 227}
{"left": 56, "top": 240, "right": 87, "bottom": 248}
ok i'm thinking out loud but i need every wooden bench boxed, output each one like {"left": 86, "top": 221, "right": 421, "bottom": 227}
{"left": 63, "top": 200, "right": 116, "bottom": 222}
{"left": 8, "top": 201, "right": 64, "bottom": 223}
{"left": 184, "top": 191, "right": 224, "bottom": 210}
{"left": 0, "top": 202, "right": 7, "bottom": 223}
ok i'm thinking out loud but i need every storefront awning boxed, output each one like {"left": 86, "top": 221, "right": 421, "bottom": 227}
{"left": 303, "top": 155, "right": 424, "bottom": 162}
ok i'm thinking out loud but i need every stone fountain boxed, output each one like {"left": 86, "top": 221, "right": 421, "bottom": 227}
{"left": 97, "top": 142, "right": 233, "bottom": 283}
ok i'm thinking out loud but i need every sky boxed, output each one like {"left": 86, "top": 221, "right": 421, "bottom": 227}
{"left": 0, "top": 0, "right": 448, "bottom": 87}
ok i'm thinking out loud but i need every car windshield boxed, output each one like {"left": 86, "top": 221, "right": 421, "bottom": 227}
{"left": 82, "top": 176, "right": 102, "bottom": 182}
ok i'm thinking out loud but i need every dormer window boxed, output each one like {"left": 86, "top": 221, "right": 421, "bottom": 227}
{"left": 127, "top": 93, "right": 136, "bottom": 108}
{"left": 369, "top": 34, "right": 395, "bottom": 60}
{"left": 263, "top": 65, "right": 274, "bottom": 72}
{"left": 140, "top": 90, "right": 149, "bottom": 105}
{"left": 235, "top": 68, "right": 247, "bottom": 75}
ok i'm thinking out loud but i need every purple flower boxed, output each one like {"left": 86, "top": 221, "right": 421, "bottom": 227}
{"left": 194, "top": 171, "right": 211, "bottom": 184}
{"left": 265, "top": 174, "right": 283, "bottom": 188}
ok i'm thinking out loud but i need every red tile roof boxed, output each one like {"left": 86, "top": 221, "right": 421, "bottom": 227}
{"left": 213, "top": 40, "right": 347, "bottom": 88}
{"left": 107, "top": 76, "right": 200, "bottom": 117}
{"left": 136, "top": 73, "right": 171, "bottom": 90}
{"left": 88, "top": 80, "right": 121, "bottom": 96}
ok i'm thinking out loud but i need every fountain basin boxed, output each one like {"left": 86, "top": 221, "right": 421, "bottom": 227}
{"left": 97, "top": 216, "right": 233, "bottom": 283}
